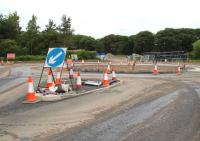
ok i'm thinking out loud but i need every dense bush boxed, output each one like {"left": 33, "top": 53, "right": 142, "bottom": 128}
{"left": 72, "top": 50, "right": 96, "bottom": 60}
{"left": 191, "top": 40, "right": 200, "bottom": 59}
{"left": 15, "top": 55, "right": 45, "bottom": 61}
{"left": 13, "top": 51, "right": 96, "bottom": 61}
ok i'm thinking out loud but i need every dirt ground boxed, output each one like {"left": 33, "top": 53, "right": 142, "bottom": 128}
{"left": 0, "top": 61, "right": 199, "bottom": 141}
{"left": 77, "top": 63, "right": 178, "bottom": 73}
{"left": 0, "top": 74, "right": 166, "bottom": 140}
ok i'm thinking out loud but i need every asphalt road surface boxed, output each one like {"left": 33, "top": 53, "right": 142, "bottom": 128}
{"left": 0, "top": 63, "right": 200, "bottom": 141}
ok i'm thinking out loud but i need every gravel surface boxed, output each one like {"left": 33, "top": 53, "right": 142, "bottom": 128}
{"left": 45, "top": 78, "right": 200, "bottom": 141}
{"left": 0, "top": 63, "right": 200, "bottom": 141}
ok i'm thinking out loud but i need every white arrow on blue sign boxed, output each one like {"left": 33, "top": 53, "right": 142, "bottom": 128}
{"left": 44, "top": 48, "right": 67, "bottom": 68}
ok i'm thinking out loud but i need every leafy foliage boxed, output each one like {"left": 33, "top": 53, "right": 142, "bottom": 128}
{"left": 0, "top": 12, "right": 200, "bottom": 59}
{"left": 191, "top": 40, "right": 200, "bottom": 59}
{"left": 58, "top": 14, "right": 74, "bottom": 47}
{"left": 132, "top": 31, "right": 154, "bottom": 54}
{"left": 15, "top": 55, "right": 45, "bottom": 61}
{"left": 99, "top": 34, "right": 131, "bottom": 55}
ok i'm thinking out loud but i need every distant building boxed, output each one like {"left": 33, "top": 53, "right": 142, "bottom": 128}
{"left": 131, "top": 53, "right": 144, "bottom": 61}
{"left": 143, "top": 51, "right": 188, "bottom": 62}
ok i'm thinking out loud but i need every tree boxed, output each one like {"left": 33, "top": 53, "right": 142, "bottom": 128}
{"left": 45, "top": 19, "right": 57, "bottom": 32}
{"left": 155, "top": 28, "right": 196, "bottom": 52}
{"left": 133, "top": 31, "right": 155, "bottom": 54}
{"left": 79, "top": 36, "right": 95, "bottom": 51}
{"left": 42, "top": 19, "right": 59, "bottom": 51}
{"left": 100, "top": 34, "right": 131, "bottom": 55}
{"left": 192, "top": 40, "right": 200, "bottom": 59}
{"left": 71, "top": 35, "right": 96, "bottom": 50}
{"left": 155, "top": 28, "right": 176, "bottom": 52}
{"left": 0, "top": 12, "right": 21, "bottom": 39}
{"left": 128, "top": 35, "right": 135, "bottom": 54}
{"left": 175, "top": 28, "right": 197, "bottom": 52}
{"left": 95, "top": 39, "right": 105, "bottom": 52}
{"left": 58, "top": 14, "right": 74, "bottom": 47}
{"left": 25, "top": 15, "right": 40, "bottom": 55}
{"left": 0, "top": 39, "right": 23, "bottom": 56}
{"left": 195, "top": 29, "right": 200, "bottom": 40}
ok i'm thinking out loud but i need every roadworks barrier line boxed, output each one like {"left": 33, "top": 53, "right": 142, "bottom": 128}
{"left": 30, "top": 80, "right": 123, "bottom": 103}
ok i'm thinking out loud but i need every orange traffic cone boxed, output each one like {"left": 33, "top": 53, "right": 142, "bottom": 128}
{"left": 153, "top": 64, "right": 159, "bottom": 75}
{"left": 25, "top": 76, "right": 36, "bottom": 102}
{"left": 69, "top": 66, "right": 74, "bottom": 79}
{"left": 55, "top": 68, "right": 61, "bottom": 85}
{"left": 45, "top": 68, "right": 53, "bottom": 88}
{"left": 176, "top": 65, "right": 181, "bottom": 75}
{"left": 112, "top": 68, "right": 117, "bottom": 80}
{"left": 103, "top": 69, "right": 110, "bottom": 87}
{"left": 76, "top": 71, "right": 82, "bottom": 89}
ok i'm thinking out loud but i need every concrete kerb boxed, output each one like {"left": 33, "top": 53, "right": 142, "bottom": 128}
{"left": 22, "top": 99, "right": 41, "bottom": 104}
{"left": 72, "top": 80, "right": 123, "bottom": 96}
{"left": 37, "top": 80, "right": 123, "bottom": 102}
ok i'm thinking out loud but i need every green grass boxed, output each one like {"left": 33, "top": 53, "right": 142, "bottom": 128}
{"left": 190, "top": 59, "right": 200, "bottom": 63}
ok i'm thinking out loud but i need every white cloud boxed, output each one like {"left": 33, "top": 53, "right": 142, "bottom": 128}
{"left": 1, "top": 0, "right": 200, "bottom": 38}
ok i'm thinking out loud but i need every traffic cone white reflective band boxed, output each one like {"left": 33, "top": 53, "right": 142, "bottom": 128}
{"left": 63, "top": 63, "right": 67, "bottom": 71}
{"left": 176, "top": 66, "right": 181, "bottom": 75}
{"left": 28, "top": 78, "right": 34, "bottom": 93}
{"left": 153, "top": 65, "right": 159, "bottom": 75}
{"left": 107, "top": 64, "right": 111, "bottom": 73}
{"left": 98, "top": 60, "right": 100, "bottom": 64}
{"left": 76, "top": 71, "right": 82, "bottom": 89}
{"left": 71, "top": 62, "right": 74, "bottom": 67}
{"left": 55, "top": 68, "right": 61, "bottom": 85}
{"left": 69, "top": 66, "right": 74, "bottom": 79}
{"left": 103, "top": 69, "right": 109, "bottom": 87}
{"left": 82, "top": 59, "right": 84, "bottom": 64}
{"left": 26, "top": 76, "right": 36, "bottom": 102}
{"left": 46, "top": 68, "right": 53, "bottom": 88}
{"left": 112, "top": 68, "right": 116, "bottom": 80}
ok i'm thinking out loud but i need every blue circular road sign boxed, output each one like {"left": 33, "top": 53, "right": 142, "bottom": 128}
{"left": 46, "top": 48, "right": 66, "bottom": 68}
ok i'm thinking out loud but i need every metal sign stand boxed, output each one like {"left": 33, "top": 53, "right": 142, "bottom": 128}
{"left": 66, "top": 62, "right": 74, "bottom": 90}
{"left": 37, "top": 66, "right": 56, "bottom": 90}
{"left": 36, "top": 48, "right": 67, "bottom": 91}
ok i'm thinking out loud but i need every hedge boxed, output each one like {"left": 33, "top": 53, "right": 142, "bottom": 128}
{"left": 67, "top": 50, "right": 96, "bottom": 60}
{"left": 15, "top": 55, "right": 46, "bottom": 61}
{"left": 0, "top": 50, "right": 96, "bottom": 61}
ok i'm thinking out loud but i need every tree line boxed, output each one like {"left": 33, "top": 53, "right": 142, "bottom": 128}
{"left": 1, "top": 12, "right": 200, "bottom": 57}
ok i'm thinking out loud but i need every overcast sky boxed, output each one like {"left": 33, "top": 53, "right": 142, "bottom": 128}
{"left": 1, "top": 0, "right": 200, "bottom": 38}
